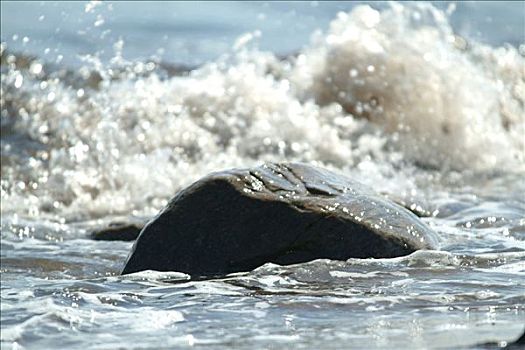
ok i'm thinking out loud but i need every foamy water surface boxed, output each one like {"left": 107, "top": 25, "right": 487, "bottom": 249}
{"left": 1, "top": 2, "right": 524, "bottom": 349}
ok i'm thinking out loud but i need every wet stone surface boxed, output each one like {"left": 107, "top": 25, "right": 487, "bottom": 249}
{"left": 122, "top": 163, "right": 439, "bottom": 277}
{"left": 91, "top": 222, "right": 145, "bottom": 241}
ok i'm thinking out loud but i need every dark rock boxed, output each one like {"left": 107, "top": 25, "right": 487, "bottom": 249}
{"left": 91, "top": 222, "right": 144, "bottom": 241}
{"left": 122, "top": 163, "right": 439, "bottom": 277}
{"left": 382, "top": 192, "right": 434, "bottom": 218}
{"left": 513, "top": 330, "right": 525, "bottom": 347}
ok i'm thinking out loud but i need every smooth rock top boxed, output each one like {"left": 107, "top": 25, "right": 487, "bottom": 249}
{"left": 122, "top": 163, "right": 439, "bottom": 277}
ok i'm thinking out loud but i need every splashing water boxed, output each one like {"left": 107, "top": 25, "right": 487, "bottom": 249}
{"left": 293, "top": 4, "right": 524, "bottom": 171}
{"left": 2, "top": 3, "right": 524, "bottom": 222}
{"left": 1, "top": 2, "right": 524, "bottom": 349}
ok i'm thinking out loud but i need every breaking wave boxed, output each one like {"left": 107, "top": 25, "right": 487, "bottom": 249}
{"left": 1, "top": 2, "right": 523, "bottom": 221}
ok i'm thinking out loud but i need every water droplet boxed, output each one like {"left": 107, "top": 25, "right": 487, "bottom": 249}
{"left": 94, "top": 15, "right": 105, "bottom": 27}
{"left": 14, "top": 74, "right": 23, "bottom": 88}
{"left": 85, "top": 0, "right": 102, "bottom": 13}
{"left": 47, "top": 92, "right": 56, "bottom": 102}
{"left": 30, "top": 62, "right": 43, "bottom": 75}
{"left": 38, "top": 125, "right": 48, "bottom": 134}
{"left": 145, "top": 62, "right": 156, "bottom": 71}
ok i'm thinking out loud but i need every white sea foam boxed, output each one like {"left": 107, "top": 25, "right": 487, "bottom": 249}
{"left": 291, "top": 3, "right": 524, "bottom": 170}
{"left": 1, "top": 3, "right": 523, "bottom": 221}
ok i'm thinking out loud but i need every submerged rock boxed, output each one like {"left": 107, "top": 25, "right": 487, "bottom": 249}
{"left": 91, "top": 222, "right": 145, "bottom": 241}
{"left": 122, "top": 163, "right": 439, "bottom": 277}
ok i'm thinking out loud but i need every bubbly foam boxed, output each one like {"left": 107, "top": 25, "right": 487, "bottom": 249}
{"left": 1, "top": 3, "right": 523, "bottom": 221}
{"left": 291, "top": 3, "right": 524, "bottom": 170}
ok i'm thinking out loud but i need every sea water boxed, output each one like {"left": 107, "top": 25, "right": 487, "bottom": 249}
{"left": 1, "top": 2, "right": 524, "bottom": 349}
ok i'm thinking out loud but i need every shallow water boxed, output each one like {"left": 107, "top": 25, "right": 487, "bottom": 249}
{"left": 1, "top": 2, "right": 524, "bottom": 349}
